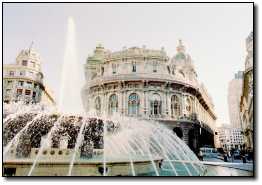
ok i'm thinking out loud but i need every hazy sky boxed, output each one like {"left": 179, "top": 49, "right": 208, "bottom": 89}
{"left": 3, "top": 3, "right": 253, "bottom": 125}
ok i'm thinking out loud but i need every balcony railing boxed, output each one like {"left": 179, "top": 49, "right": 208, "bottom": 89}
{"left": 4, "top": 74, "right": 43, "bottom": 84}
{"left": 89, "top": 73, "right": 199, "bottom": 88}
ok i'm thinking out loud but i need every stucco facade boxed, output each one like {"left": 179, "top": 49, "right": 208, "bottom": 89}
{"left": 82, "top": 41, "right": 217, "bottom": 152}
{"left": 240, "top": 32, "right": 253, "bottom": 151}
{"left": 228, "top": 71, "right": 243, "bottom": 129}
{"left": 3, "top": 46, "right": 55, "bottom": 106}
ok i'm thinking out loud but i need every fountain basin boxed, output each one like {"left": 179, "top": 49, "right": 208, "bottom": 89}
{"left": 3, "top": 111, "right": 206, "bottom": 176}
{"left": 3, "top": 157, "right": 162, "bottom": 176}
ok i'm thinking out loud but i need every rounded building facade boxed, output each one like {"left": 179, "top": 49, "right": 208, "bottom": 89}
{"left": 82, "top": 41, "right": 217, "bottom": 153}
{"left": 3, "top": 48, "right": 44, "bottom": 104}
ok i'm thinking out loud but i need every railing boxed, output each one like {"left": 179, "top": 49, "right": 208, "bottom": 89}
{"left": 4, "top": 74, "right": 43, "bottom": 84}
{"left": 90, "top": 73, "right": 199, "bottom": 88}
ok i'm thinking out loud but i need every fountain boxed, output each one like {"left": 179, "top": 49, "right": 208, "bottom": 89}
{"left": 3, "top": 17, "right": 206, "bottom": 176}
{"left": 58, "top": 16, "right": 84, "bottom": 114}
{"left": 3, "top": 108, "right": 206, "bottom": 176}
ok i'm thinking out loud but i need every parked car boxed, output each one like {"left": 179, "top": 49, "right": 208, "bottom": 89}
{"left": 200, "top": 147, "right": 218, "bottom": 158}
{"left": 233, "top": 151, "right": 241, "bottom": 159}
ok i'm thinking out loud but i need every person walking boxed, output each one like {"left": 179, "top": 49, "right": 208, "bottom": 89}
{"left": 227, "top": 151, "right": 231, "bottom": 161}
{"left": 198, "top": 150, "right": 203, "bottom": 161}
{"left": 230, "top": 148, "right": 234, "bottom": 162}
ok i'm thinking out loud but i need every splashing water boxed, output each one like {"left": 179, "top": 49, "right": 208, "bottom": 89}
{"left": 3, "top": 108, "right": 206, "bottom": 176}
{"left": 58, "top": 17, "right": 84, "bottom": 114}
{"left": 3, "top": 16, "right": 206, "bottom": 176}
{"left": 67, "top": 118, "right": 88, "bottom": 176}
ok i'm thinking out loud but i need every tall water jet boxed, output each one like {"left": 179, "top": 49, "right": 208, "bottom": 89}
{"left": 59, "top": 17, "right": 84, "bottom": 114}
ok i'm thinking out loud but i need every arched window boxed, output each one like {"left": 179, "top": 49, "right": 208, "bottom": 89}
{"left": 150, "top": 93, "right": 161, "bottom": 117}
{"left": 112, "top": 64, "right": 117, "bottom": 74}
{"left": 132, "top": 62, "right": 136, "bottom": 72}
{"left": 128, "top": 93, "right": 140, "bottom": 116}
{"left": 108, "top": 94, "right": 118, "bottom": 115}
{"left": 153, "top": 61, "right": 157, "bottom": 73}
{"left": 185, "top": 97, "right": 192, "bottom": 115}
{"left": 171, "top": 95, "right": 181, "bottom": 118}
{"left": 95, "top": 96, "right": 101, "bottom": 115}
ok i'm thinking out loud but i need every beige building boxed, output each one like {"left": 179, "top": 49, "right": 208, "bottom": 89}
{"left": 228, "top": 71, "right": 243, "bottom": 128}
{"left": 240, "top": 31, "right": 253, "bottom": 151}
{"left": 215, "top": 125, "right": 244, "bottom": 150}
{"left": 82, "top": 41, "right": 217, "bottom": 152}
{"left": 3, "top": 46, "right": 55, "bottom": 106}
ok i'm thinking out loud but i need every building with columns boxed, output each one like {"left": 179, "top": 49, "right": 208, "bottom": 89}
{"left": 82, "top": 41, "right": 217, "bottom": 153}
{"left": 228, "top": 71, "right": 243, "bottom": 129}
{"left": 3, "top": 46, "right": 55, "bottom": 106}
{"left": 240, "top": 31, "right": 253, "bottom": 152}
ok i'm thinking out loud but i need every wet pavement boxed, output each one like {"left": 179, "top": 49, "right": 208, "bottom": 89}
{"left": 203, "top": 157, "right": 253, "bottom": 176}
{"left": 204, "top": 165, "right": 253, "bottom": 176}
{"left": 154, "top": 158, "right": 254, "bottom": 176}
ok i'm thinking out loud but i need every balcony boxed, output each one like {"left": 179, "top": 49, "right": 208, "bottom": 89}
{"left": 178, "top": 113, "right": 198, "bottom": 122}
{"left": 89, "top": 73, "right": 199, "bottom": 89}
{"left": 4, "top": 73, "right": 43, "bottom": 84}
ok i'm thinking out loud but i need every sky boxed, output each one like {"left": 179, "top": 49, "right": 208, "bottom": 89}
{"left": 3, "top": 3, "right": 253, "bottom": 126}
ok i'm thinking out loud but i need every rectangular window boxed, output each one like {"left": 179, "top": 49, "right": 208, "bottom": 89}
{"left": 20, "top": 70, "right": 25, "bottom": 76}
{"left": 25, "top": 89, "right": 31, "bottom": 95}
{"left": 18, "top": 81, "right": 24, "bottom": 86}
{"left": 22, "top": 60, "right": 28, "bottom": 66}
{"left": 17, "top": 89, "right": 23, "bottom": 95}
{"left": 112, "top": 64, "right": 116, "bottom": 74}
{"left": 32, "top": 91, "right": 36, "bottom": 98}
{"left": 9, "top": 71, "right": 15, "bottom": 76}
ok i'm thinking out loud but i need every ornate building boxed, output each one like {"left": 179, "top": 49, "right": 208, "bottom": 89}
{"left": 3, "top": 46, "right": 55, "bottom": 106}
{"left": 240, "top": 32, "right": 253, "bottom": 152}
{"left": 82, "top": 41, "right": 217, "bottom": 153}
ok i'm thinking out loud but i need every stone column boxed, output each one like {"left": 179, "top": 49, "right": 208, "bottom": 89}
{"left": 145, "top": 90, "right": 149, "bottom": 117}
{"left": 181, "top": 94, "right": 185, "bottom": 116}
{"left": 140, "top": 90, "right": 145, "bottom": 116}
{"left": 123, "top": 90, "right": 127, "bottom": 116}
{"left": 194, "top": 97, "right": 197, "bottom": 114}
{"left": 105, "top": 92, "right": 109, "bottom": 115}
{"left": 165, "top": 90, "right": 169, "bottom": 117}
{"left": 120, "top": 90, "right": 123, "bottom": 115}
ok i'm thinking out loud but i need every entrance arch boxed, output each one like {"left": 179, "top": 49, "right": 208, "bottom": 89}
{"left": 173, "top": 127, "right": 183, "bottom": 139}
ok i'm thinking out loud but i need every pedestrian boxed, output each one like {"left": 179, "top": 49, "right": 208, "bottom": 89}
{"left": 227, "top": 151, "right": 231, "bottom": 161}
{"left": 242, "top": 155, "right": 247, "bottom": 163}
{"left": 223, "top": 153, "right": 228, "bottom": 162}
{"left": 198, "top": 150, "right": 203, "bottom": 161}
{"left": 231, "top": 151, "right": 234, "bottom": 162}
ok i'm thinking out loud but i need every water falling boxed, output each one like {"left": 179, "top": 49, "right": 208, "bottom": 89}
{"left": 3, "top": 106, "right": 206, "bottom": 176}
{"left": 27, "top": 116, "right": 64, "bottom": 176}
{"left": 67, "top": 119, "right": 87, "bottom": 176}
{"left": 3, "top": 113, "right": 43, "bottom": 158}
{"left": 59, "top": 17, "right": 84, "bottom": 114}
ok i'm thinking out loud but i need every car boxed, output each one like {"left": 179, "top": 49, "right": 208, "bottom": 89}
{"left": 233, "top": 151, "right": 241, "bottom": 159}
{"left": 200, "top": 147, "right": 218, "bottom": 158}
